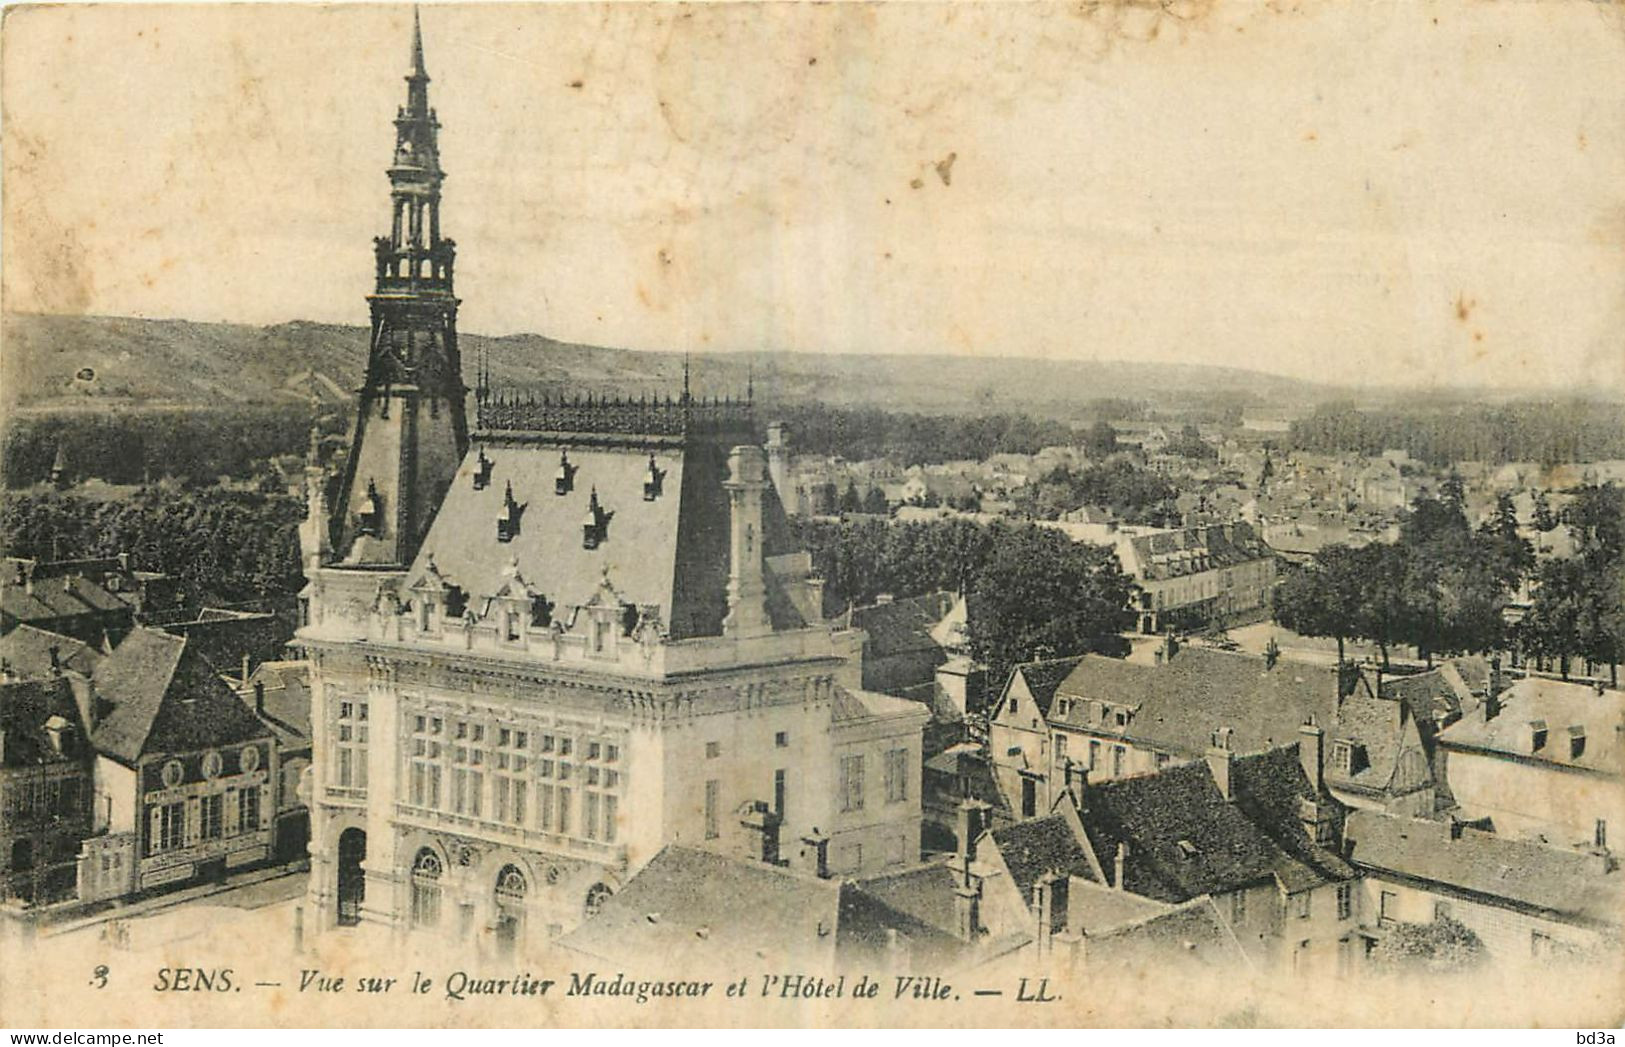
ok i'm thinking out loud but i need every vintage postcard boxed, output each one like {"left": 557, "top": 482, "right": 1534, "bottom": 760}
{"left": 1, "top": 0, "right": 1623, "bottom": 1030}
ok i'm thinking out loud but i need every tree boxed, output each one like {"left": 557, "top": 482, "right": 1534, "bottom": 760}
{"left": 1272, "top": 545, "right": 1364, "bottom": 663}
{"left": 1370, "top": 917, "right": 1486, "bottom": 973}
{"left": 966, "top": 525, "right": 1135, "bottom": 685}
{"left": 1083, "top": 421, "right": 1118, "bottom": 459}
{"left": 838, "top": 481, "right": 862, "bottom": 514}
{"left": 862, "top": 486, "right": 891, "bottom": 515}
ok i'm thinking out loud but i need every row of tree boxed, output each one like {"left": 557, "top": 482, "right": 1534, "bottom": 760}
{"left": 1288, "top": 401, "right": 1625, "bottom": 466}
{"left": 765, "top": 403, "right": 1079, "bottom": 467}
{"left": 793, "top": 516, "right": 1135, "bottom": 685}
{"left": 1274, "top": 484, "right": 1624, "bottom": 681}
{"left": 0, "top": 487, "right": 307, "bottom": 608}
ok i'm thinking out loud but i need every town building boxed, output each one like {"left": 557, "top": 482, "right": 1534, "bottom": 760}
{"left": 77, "top": 628, "right": 277, "bottom": 901}
{"left": 1, "top": 556, "right": 178, "bottom": 648}
{"left": 298, "top": 18, "right": 926, "bottom": 958}
{"left": 1344, "top": 810, "right": 1622, "bottom": 965}
{"left": 1113, "top": 522, "right": 1276, "bottom": 634}
{"left": 241, "top": 660, "right": 313, "bottom": 864}
{"left": 1436, "top": 676, "right": 1625, "bottom": 850}
{"left": 847, "top": 591, "right": 957, "bottom": 703}
{"left": 986, "top": 656, "right": 1086, "bottom": 819}
{"left": 0, "top": 677, "right": 95, "bottom": 907}
{"left": 999, "top": 641, "right": 1436, "bottom": 818}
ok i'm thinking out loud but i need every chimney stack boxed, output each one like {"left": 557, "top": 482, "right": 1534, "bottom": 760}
{"left": 1299, "top": 718, "right": 1324, "bottom": 793}
{"left": 1032, "top": 873, "right": 1056, "bottom": 958}
{"left": 47, "top": 645, "right": 61, "bottom": 675}
{"left": 1064, "top": 759, "right": 1089, "bottom": 806}
{"left": 800, "top": 829, "right": 830, "bottom": 879}
{"left": 1114, "top": 842, "right": 1128, "bottom": 890}
{"left": 254, "top": 681, "right": 266, "bottom": 717}
{"left": 956, "top": 798, "right": 988, "bottom": 871}
{"left": 1206, "top": 727, "right": 1235, "bottom": 800}
{"left": 1264, "top": 637, "right": 1281, "bottom": 670}
{"left": 722, "top": 446, "right": 771, "bottom": 639}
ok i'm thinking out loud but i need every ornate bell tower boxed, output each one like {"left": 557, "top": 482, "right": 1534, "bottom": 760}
{"left": 329, "top": 10, "right": 468, "bottom": 565}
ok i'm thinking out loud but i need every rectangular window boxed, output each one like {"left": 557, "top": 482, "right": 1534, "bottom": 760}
{"left": 603, "top": 794, "right": 618, "bottom": 843}
{"left": 1336, "top": 883, "right": 1352, "bottom": 921}
{"left": 238, "top": 787, "right": 260, "bottom": 834}
{"left": 1054, "top": 734, "right": 1068, "bottom": 761}
{"left": 200, "top": 794, "right": 223, "bottom": 841}
{"left": 538, "top": 784, "right": 555, "bottom": 831}
{"left": 775, "top": 731, "right": 789, "bottom": 749}
{"left": 1112, "top": 746, "right": 1125, "bottom": 777}
{"left": 335, "top": 699, "right": 369, "bottom": 788}
{"left": 704, "top": 779, "right": 720, "bottom": 839}
{"left": 409, "top": 718, "right": 443, "bottom": 809}
{"left": 584, "top": 791, "right": 601, "bottom": 841}
{"left": 1088, "top": 740, "right": 1100, "bottom": 770}
{"left": 1296, "top": 891, "right": 1311, "bottom": 919}
{"left": 1378, "top": 890, "right": 1397, "bottom": 928}
{"left": 557, "top": 786, "right": 572, "bottom": 835}
{"left": 774, "top": 769, "right": 786, "bottom": 818}
{"left": 493, "top": 731, "right": 528, "bottom": 826}
{"left": 705, "top": 741, "right": 721, "bottom": 759}
{"left": 884, "top": 748, "right": 909, "bottom": 804}
{"left": 157, "top": 802, "right": 184, "bottom": 853}
{"left": 840, "top": 755, "right": 865, "bottom": 812}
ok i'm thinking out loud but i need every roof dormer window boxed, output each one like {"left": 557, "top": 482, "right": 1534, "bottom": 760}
{"left": 582, "top": 488, "right": 612, "bottom": 549}
{"left": 643, "top": 454, "right": 666, "bottom": 501}
{"left": 1529, "top": 720, "right": 1548, "bottom": 753}
{"left": 555, "top": 451, "right": 576, "bottom": 496}
{"left": 357, "top": 479, "right": 384, "bottom": 537}
{"left": 1568, "top": 725, "right": 1586, "bottom": 760}
{"left": 497, "top": 481, "right": 525, "bottom": 542}
{"left": 472, "top": 447, "right": 494, "bottom": 490}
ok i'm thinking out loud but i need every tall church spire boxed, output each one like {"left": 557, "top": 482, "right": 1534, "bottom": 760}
{"left": 326, "top": 12, "right": 468, "bottom": 567}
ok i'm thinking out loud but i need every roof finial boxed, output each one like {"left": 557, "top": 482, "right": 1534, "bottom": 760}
{"left": 747, "top": 362, "right": 755, "bottom": 403}
{"left": 682, "top": 352, "right": 692, "bottom": 404}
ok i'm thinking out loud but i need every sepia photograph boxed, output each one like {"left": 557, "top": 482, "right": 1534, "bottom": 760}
{"left": 1, "top": 0, "right": 1622, "bottom": 1031}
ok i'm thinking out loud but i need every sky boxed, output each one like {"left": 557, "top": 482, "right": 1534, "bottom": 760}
{"left": 4, "top": 1, "right": 1624, "bottom": 392}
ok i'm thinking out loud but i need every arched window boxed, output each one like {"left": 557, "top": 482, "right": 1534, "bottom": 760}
{"left": 410, "top": 848, "right": 442, "bottom": 929}
{"left": 493, "top": 864, "right": 527, "bottom": 956}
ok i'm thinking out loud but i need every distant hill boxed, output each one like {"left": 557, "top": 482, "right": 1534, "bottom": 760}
{"left": 2, "top": 312, "right": 1332, "bottom": 421}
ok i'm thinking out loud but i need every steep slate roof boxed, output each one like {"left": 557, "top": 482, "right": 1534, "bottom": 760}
{"left": 1079, "top": 895, "right": 1251, "bottom": 971}
{"left": 851, "top": 591, "right": 956, "bottom": 659}
{"left": 1438, "top": 677, "right": 1625, "bottom": 777}
{"left": 0, "top": 624, "right": 104, "bottom": 678}
{"left": 1117, "top": 522, "right": 1273, "bottom": 581}
{"left": 0, "top": 677, "right": 91, "bottom": 769}
{"left": 404, "top": 435, "right": 804, "bottom": 642}
{"left": 244, "top": 660, "right": 312, "bottom": 748}
{"left": 1005, "top": 656, "right": 1088, "bottom": 720}
{"left": 1, "top": 570, "right": 136, "bottom": 627}
{"left": 1345, "top": 811, "right": 1624, "bottom": 927}
{"left": 1077, "top": 747, "right": 1355, "bottom": 903}
{"left": 90, "top": 627, "right": 271, "bottom": 766}
{"left": 987, "top": 813, "right": 1095, "bottom": 903}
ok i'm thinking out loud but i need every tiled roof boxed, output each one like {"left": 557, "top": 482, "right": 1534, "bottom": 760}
{"left": 1077, "top": 747, "right": 1355, "bottom": 903}
{"left": 0, "top": 624, "right": 104, "bottom": 678}
{"left": 0, "top": 677, "right": 91, "bottom": 769}
{"left": 1051, "top": 648, "right": 1344, "bottom": 756}
{"left": 987, "top": 813, "right": 1095, "bottom": 903}
{"left": 1437, "top": 677, "right": 1624, "bottom": 776}
{"left": 850, "top": 859, "right": 963, "bottom": 936}
{"left": 1064, "top": 877, "right": 1171, "bottom": 932}
{"left": 1079, "top": 896, "right": 1250, "bottom": 971}
{"left": 556, "top": 844, "right": 967, "bottom": 968}
{"left": 1345, "top": 811, "right": 1623, "bottom": 927}
{"left": 1010, "top": 656, "right": 1088, "bottom": 719}
{"left": 1120, "top": 522, "right": 1273, "bottom": 581}
{"left": 245, "top": 660, "right": 312, "bottom": 746}
{"left": 90, "top": 627, "right": 271, "bottom": 765}
{"left": 404, "top": 436, "right": 805, "bottom": 641}
{"left": 851, "top": 591, "right": 956, "bottom": 659}
{"left": 1, "top": 571, "right": 136, "bottom": 625}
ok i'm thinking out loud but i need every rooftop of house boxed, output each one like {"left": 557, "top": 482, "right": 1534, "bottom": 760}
{"left": 1050, "top": 647, "right": 1378, "bottom": 763}
{"left": 830, "top": 685, "right": 932, "bottom": 727}
{"left": 1075, "top": 894, "right": 1251, "bottom": 972}
{"left": 0, "top": 677, "right": 92, "bottom": 769}
{"left": 401, "top": 433, "right": 807, "bottom": 643}
{"left": 89, "top": 627, "right": 272, "bottom": 766}
{"left": 1, "top": 567, "right": 138, "bottom": 626}
{"left": 0, "top": 624, "right": 104, "bottom": 679}
{"left": 1001, "top": 655, "right": 1089, "bottom": 721}
{"left": 243, "top": 659, "right": 312, "bottom": 747}
{"left": 1437, "top": 677, "right": 1624, "bottom": 777}
{"left": 1344, "top": 811, "right": 1623, "bottom": 927}
{"left": 1077, "top": 746, "right": 1356, "bottom": 903}
{"left": 986, "top": 812, "right": 1097, "bottom": 904}
{"left": 1116, "top": 522, "right": 1273, "bottom": 581}
{"left": 555, "top": 844, "right": 968, "bottom": 969}
{"left": 849, "top": 591, "right": 957, "bottom": 660}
